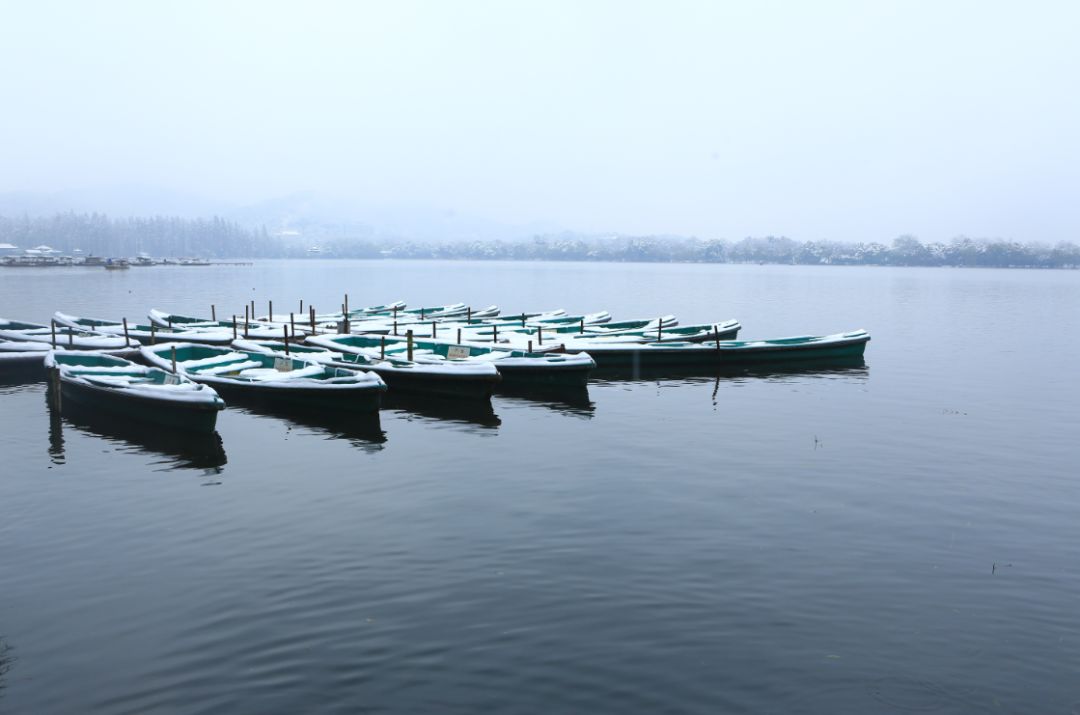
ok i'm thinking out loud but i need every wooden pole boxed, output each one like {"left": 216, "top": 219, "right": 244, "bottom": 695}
{"left": 299, "top": 298, "right": 303, "bottom": 314}
{"left": 269, "top": 300, "right": 273, "bottom": 322}
{"left": 290, "top": 312, "right": 295, "bottom": 337}
{"left": 50, "top": 320, "right": 57, "bottom": 348}
{"left": 245, "top": 304, "right": 249, "bottom": 324}
{"left": 152, "top": 323, "right": 158, "bottom": 344}
{"left": 406, "top": 330, "right": 414, "bottom": 361}
{"left": 168, "top": 316, "right": 172, "bottom": 328}
{"left": 467, "top": 306, "right": 472, "bottom": 323}
{"left": 538, "top": 325, "right": 543, "bottom": 346}
{"left": 283, "top": 325, "right": 290, "bottom": 355}
{"left": 122, "top": 317, "right": 130, "bottom": 347}
{"left": 421, "top": 307, "right": 425, "bottom": 320}
{"left": 344, "top": 293, "right": 349, "bottom": 314}
{"left": 580, "top": 318, "right": 585, "bottom": 334}
{"left": 171, "top": 345, "right": 177, "bottom": 373}
{"left": 231, "top": 317, "right": 236, "bottom": 341}
{"left": 310, "top": 306, "right": 316, "bottom": 333}
{"left": 658, "top": 319, "right": 662, "bottom": 342}
{"left": 493, "top": 323, "right": 498, "bottom": 342}
{"left": 528, "top": 339, "right": 533, "bottom": 353}
{"left": 68, "top": 328, "right": 73, "bottom": 347}
{"left": 457, "top": 328, "right": 461, "bottom": 343}
{"left": 211, "top": 304, "right": 216, "bottom": 321}
{"left": 380, "top": 336, "right": 385, "bottom": 359}
{"left": 521, "top": 312, "right": 526, "bottom": 328}
{"left": 432, "top": 320, "right": 436, "bottom": 339}
{"left": 250, "top": 299, "right": 255, "bottom": 319}
{"left": 393, "top": 319, "right": 398, "bottom": 337}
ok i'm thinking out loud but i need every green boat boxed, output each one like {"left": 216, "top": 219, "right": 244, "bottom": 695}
{"left": 0, "top": 339, "right": 53, "bottom": 379}
{"left": 555, "top": 329, "right": 870, "bottom": 368}
{"left": 308, "top": 333, "right": 596, "bottom": 388}
{"left": 148, "top": 309, "right": 286, "bottom": 339}
{"left": 0, "top": 317, "right": 138, "bottom": 354}
{"left": 45, "top": 350, "right": 225, "bottom": 433}
{"left": 140, "top": 342, "right": 386, "bottom": 413}
{"left": 54, "top": 311, "right": 235, "bottom": 345}
{"left": 233, "top": 338, "right": 502, "bottom": 400}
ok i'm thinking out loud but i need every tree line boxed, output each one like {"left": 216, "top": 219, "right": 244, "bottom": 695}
{"left": 2, "top": 213, "right": 1078, "bottom": 268}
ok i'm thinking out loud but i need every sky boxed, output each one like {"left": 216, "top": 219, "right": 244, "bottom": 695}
{"left": 1, "top": 0, "right": 1078, "bottom": 242}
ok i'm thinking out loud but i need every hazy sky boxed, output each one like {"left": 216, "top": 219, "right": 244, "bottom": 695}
{"left": 1, "top": 0, "right": 1078, "bottom": 241}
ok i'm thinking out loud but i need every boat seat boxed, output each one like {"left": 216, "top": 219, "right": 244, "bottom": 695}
{"left": 238, "top": 365, "right": 326, "bottom": 381}
{"left": 197, "top": 360, "right": 263, "bottom": 375}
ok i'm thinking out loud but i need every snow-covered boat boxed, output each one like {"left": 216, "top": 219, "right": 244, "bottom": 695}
{"left": 53, "top": 312, "right": 235, "bottom": 345}
{"left": 307, "top": 333, "right": 596, "bottom": 388}
{"left": 147, "top": 309, "right": 285, "bottom": 339}
{"left": 0, "top": 318, "right": 138, "bottom": 354}
{"left": 232, "top": 338, "right": 502, "bottom": 400}
{"left": 45, "top": 350, "right": 225, "bottom": 433}
{"left": 140, "top": 342, "right": 387, "bottom": 413}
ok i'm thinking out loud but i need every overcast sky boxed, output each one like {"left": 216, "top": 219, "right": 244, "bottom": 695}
{"left": 1, "top": 0, "right": 1077, "bottom": 242}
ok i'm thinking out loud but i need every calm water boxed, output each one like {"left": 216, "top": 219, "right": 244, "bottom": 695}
{"left": 1, "top": 260, "right": 1078, "bottom": 714}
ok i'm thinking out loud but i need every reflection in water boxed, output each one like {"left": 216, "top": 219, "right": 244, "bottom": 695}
{"left": 45, "top": 396, "right": 228, "bottom": 472}
{"left": 382, "top": 393, "right": 501, "bottom": 431}
{"left": 231, "top": 404, "right": 387, "bottom": 453}
{"left": 495, "top": 385, "right": 596, "bottom": 419}
{"left": 591, "top": 358, "right": 870, "bottom": 386}
{"left": 0, "top": 366, "right": 45, "bottom": 387}
{"left": 0, "top": 637, "right": 10, "bottom": 694}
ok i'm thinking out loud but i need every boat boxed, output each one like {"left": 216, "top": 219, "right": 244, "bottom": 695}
{"left": 45, "top": 350, "right": 225, "bottom": 433}
{"left": 0, "top": 339, "right": 54, "bottom": 376}
{"left": 140, "top": 343, "right": 387, "bottom": 413}
{"left": 231, "top": 338, "right": 502, "bottom": 400}
{"left": 307, "top": 333, "right": 596, "bottom": 387}
{"left": 148, "top": 309, "right": 286, "bottom": 339}
{"left": 553, "top": 329, "right": 870, "bottom": 368}
{"left": 0, "top": 318, "right": 138, "bottom": 353}
{"left": 53, "top": 312, "right": 235, "bottom": 345}
{"left": 103, "top": 258, "right": 130, "bottom": 270}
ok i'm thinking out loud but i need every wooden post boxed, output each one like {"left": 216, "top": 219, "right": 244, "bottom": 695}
{"left": 231, "top": 318, "right": 236, "bottom": 341}
{"left": 393, "top": 319, "right": 398, "bottom": 336}
{"left": 344, "top": 293, "right": 349, "bottom": 315}
{"left": 406, "top": 330, "right": 414, "bottom": 361}
{"left": 245, "top": 304, "right": 249, "bottom": 324}
{"left": 171, "top": 345, "right": 177, "bottom": 373}
{"left": 380, "top": 336, "right": 386, "bottom": 359}
{"left": 716, "top": 330, "right": 721, "bottom": 350}
{"left": 250, "top": 299, "right": 255, "bottom": 319}
{"left": 244, "top": 311, "right": 249, "bottom": 338}
{"left": 528, "top": 339, "right": 533, "bottom": 353}
{"left": 168, "top": 316, "right": 173, "bottom": 328}
{"left": 467, "top": 306, "right": 472, "bottom": 323}
{"left": 432, "top": 320, "right": 436, "bottom": 339}
{"left": 299, "top": 298, "right": 303, "bottom": 314}
{"left": 269, "top": 300, "right": 273, "bottom": 322}
{"left": 580, "top": 318, "right": 585, "bottom": 334}
{"left": 493, "top": 323, "right": 498, "bottom": 342}
{"left": 521, "top": 312, "right": 526, "bottom": 328}
{"left": 68, "top": 328, "right": 73, "bottom": 347}
{"left": 152, "top": 323, "right": 158, "bottom": 344}
{"left": 283, "top": 326, "right": 290, "bottom": 355}
{"left": 122, "top": 318, "right": 131, "bottom": 347}
{"left": 50, "top": 320, "right": 57, "bottom": 348}
{"left": 310, "top": 306, "right": 316, "bottom": 333}
{"left": 421, "top": 307, "right": 425, "bottom": 320}
{"left": 290, "top": 312, "right": 295, "bottom": 337}
{"left": 658, "top": 319, "right": 662, "bottom": 342}
{"left": 211, "top": 304, "right": 216, "bottom": 321}
{"left": 457, "top": 328, "right": 461, "bottom": 343}
{"left": 538, "top": 325, "right": 543, "bottom": 346}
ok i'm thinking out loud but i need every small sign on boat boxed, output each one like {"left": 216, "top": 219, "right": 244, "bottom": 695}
{"left": 163, "top": 373, "right": 180, "bottom": 385}
{"left": 447, "top": 345, "right": 471, "bottom": 359}
{"left": 273, "top": 357, "right": 294, "bottom": 372}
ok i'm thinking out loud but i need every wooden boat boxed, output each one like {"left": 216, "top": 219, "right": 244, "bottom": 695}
{"left": 232, "top": 338, "right": 502, "bottom": 400}
{"left": 307, "top": 333, "right": 596, "bottom": 387}
{"left": 0, "top": 339, "right": 53, "bottom": 375}
{"left": 53, "top": 312, "right": 235, "bottom": 345}
{"left": 554, "top": 329, "right": 870, "bottom": 368}
{"left": 0, "top": 318, "right": 138, "bottom": 353}
{"left": 140, "top": 343, "right": 387, "bottom": 413}
{"left": 45, "top": 350, "right": 225, "bottom": 433}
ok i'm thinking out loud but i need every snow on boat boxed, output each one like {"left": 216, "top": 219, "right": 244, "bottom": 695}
{"left": 0, "top": 339, "right": 54, "bottom": 375}
{"left": 54, "top": 312, "right": 235, "bottom": 345}
{"left": 45, "top": 350, "right": 224, "bottom": 433}
{"left": 308, "top": 333, "right": 596, "bottom": 388}
{"left": 140, "top": 342, "right": 387, "bottom": 413}
{"left": 235, "top": 338, "right": 502, "bottom": 400}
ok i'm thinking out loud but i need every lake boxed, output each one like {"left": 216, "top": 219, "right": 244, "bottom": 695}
{"left": 1, "top": 259, "right": 1078, "bottom": 713}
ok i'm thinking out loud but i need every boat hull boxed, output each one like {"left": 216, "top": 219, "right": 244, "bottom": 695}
{"left": 191, "top": 377, "right": 384, "bottom": 413}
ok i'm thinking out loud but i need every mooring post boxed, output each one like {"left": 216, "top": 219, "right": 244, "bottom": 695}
{"left": 493, "top": 323, "right": 498, "bottom": 342}
{"left": 152, "top": 323, "right": 158, "bottom": 344}
{"left": 380, "top": 336, "right": 386, "bottom": 359}
{"left": 300, "top": 298, "right": 304, "bottom": 314}
{"left": 230, "top": 317, "right": 236, "bottom": 341}
{"left": 211, "top": 304, "right": 216, "bottom": 321}
{"left": 432, "top": 320, "right": 436, "bottom": 339}
{"left": 290, "top": 312, "right": 295, "bottom": 337}
{"left": 538, "top": 325, "right": 543, "bottom": 346}
{"left": 309, "top": 306, "right": 315, "bottom": 333}
{"left": 521, "top": 313, "right": 525, "bottom": 328}
{"left": 283, "top": 326, "right": 290, "bottom": 354}
{"left": 168, "top": 316, "right": 173, "bottom": 328}
{"left": 269, "top": 300, "right": 273, "bottom": 322}
{"left": 457, "top": 328, "right": 461, "bottom": 343}
{"left": 344, "top": 293, "right": 349, "bottom": 315}
{"left": 50, "top": 320, "right": 57, "bottom": 348}
{"left": 421, "top": 307, "right": 425, "bottom": 320}
{"left": 393, "top": 319, "right": 398, "bottom": 337}
{"left": 467, "top": 306, "right": 472, "bottom": 323}
{"left": 68, "top": 328, "right": 73, "bottom": 347}
{"left": 528, "top": 339, "right": 533, "bottom": 353}
{"left": 122, "top": 318, "right": 131, "bottom": 347}
{"left": 171, "top": 345, "right": 177, "bottom": 373}
{"left": 580, "top": 317, "right": 585, "bottom": 334}
{"left": 658, "top": 319, "right": 662, "bottom": 342}
{"left": 407, "top": 330, "right": 414, "bottom": 361}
